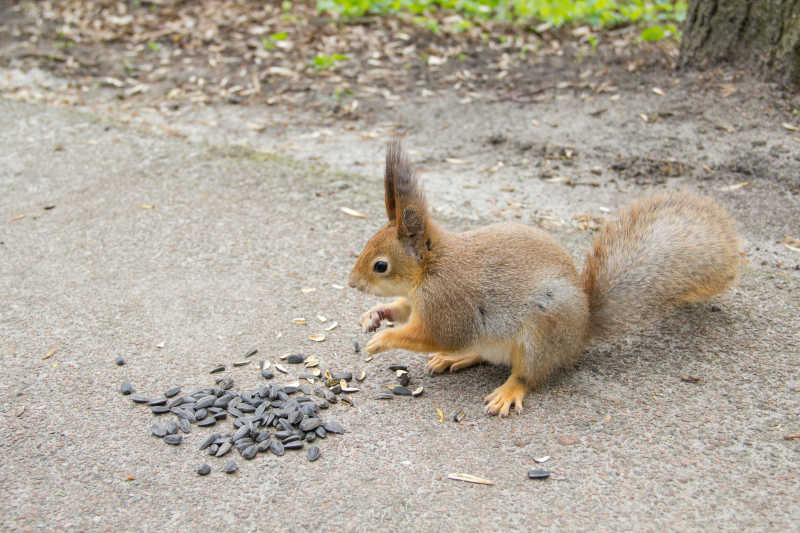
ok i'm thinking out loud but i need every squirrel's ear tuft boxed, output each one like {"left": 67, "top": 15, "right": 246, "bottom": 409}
{"left": 384, "top": 141, "right": 399, "bottom": 221}
{"left": 385, "top": 139, "right": 426, "bottom": 217}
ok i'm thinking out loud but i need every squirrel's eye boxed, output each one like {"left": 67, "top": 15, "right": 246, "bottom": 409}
{"left": 373, "top": 260, "right": 388, "bottom": 274}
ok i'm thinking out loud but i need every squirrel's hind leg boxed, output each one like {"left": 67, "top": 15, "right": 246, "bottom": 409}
{"left": 426, "top": 351, "right": 482, "bottom": 374}
{"left": 484, "top": 343, "right": 528, "bottom": 417}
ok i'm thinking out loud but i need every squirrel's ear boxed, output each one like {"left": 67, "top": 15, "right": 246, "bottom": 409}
{"left": 399, "top": 206, "right": 426, "bottom": 259}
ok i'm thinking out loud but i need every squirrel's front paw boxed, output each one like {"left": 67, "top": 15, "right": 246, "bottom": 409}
{"left": 365, "top": 331, "right": 392, "bottom": 355}
{"left": 360, "top": 306, "right": 391, "bottom": 333}
{"left": 484, "top": 376, "right": 528, "bottom": 417}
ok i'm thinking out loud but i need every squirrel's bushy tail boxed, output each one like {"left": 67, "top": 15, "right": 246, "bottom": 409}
{"left": 581, "top": 191, "right": 741, "bottom": 339}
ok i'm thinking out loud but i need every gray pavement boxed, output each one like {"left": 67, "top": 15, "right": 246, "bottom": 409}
{"left": 1, "top": 98, "right": 798, "bottom": 532}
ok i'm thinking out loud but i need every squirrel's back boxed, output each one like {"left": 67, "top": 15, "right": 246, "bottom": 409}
{"left": 581, "top": 191, "right": 741, "bottom": 339}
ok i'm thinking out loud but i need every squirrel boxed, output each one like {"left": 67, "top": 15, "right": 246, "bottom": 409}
{"left": 348, "top": 140, "right": 741, "bottom": 417}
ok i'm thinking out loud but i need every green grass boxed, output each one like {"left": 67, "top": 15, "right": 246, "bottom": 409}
{"left": 317, "top": 0, "right": 686, "bottom": 29}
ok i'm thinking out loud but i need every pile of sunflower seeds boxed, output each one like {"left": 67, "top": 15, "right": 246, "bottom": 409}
{"left": 123, "top": 352, "right": 359, "bottom": 474}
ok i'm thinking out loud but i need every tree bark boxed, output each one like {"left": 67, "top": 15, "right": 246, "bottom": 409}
{"left": 680, "top": 0, "right": 800, "bottom": 87}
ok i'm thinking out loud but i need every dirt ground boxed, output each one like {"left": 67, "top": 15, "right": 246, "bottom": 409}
{"left": 1, "top": 2, "right": 799, "bottom": 532}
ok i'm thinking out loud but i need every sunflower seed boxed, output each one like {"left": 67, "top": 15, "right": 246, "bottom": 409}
{"left": 375, "top": 393, "right": 393, "bottom": 400}
{"left": 307, "top": 445, "right": 321, "bottom": 461}
{"left": 261, "top": 369, "right": 274, "bottom": 379}
{"left": 222, "top": 460, "right": 238, "bottom": 474}
{"left": 151, "top": 423, "right": 167, "bottom": 437}
{"left": 148, "top": 398, "right": 167, "bottom": 407}
{"left": 196, "top": 464, "right": 211, "bottom": 476}
{"left": 209, "top": 364, "right": 226, "bottom": 374}
{"left": 245, "top": 348, "right": 258, "bottom": 358}
{"left": 195, "top": 395, "right": 216, "bottom": 409}
{"left": 151, "top": 406, "right": 170, "bottom": 414}
{"left": 527, "top": 469, "right": 550, "bottom": 480}
{"left": 299, "top": 417, "right": 321, "bottom": 432}
{"left": 164, "top": 434, "right": 182, "bottom": 445}
{"left": 215, "top": 441, "right": 233, "bottom": 457}
{"left": 353, "top": 340, "right": 360, "bottom": 353}
{"left": 356, "top": 370, "right": 366, "bottom": 382}
{"left": 270, "top": 440, "right": 285, "bottom": 456}
{"left": 287, "top": 353, "right": 308, "bottom": 364}
{"left": 114, "top": 356, "right": 126, "bottom": 366}
{"left": 132, "top": 394, "right": 149, "bottom": 404}
{"left": 120, "top": 382, "right": 133, "bottom": 395}
{"left": 199, "top": 433, "right": 219, "bottom": 450}
{"left": 242, "top": 445, "right": 258, "bottom": 460}
{"left": 218, "top": 376, "right": 234, "bottom": 390}
{"left": 282, "top": 434, "right": 301, "bottom": 444}
{"left": 164, "top": 386, "right": 181, "bottom": 398}
{"left": 389, "top": 364, "right": 408, "bottom": 372}
{"left": 198, "top": 417, "right": 216, "bottom": 427}
{"left": 322, "top": 420, "right": 344, "bottom": 434}
{"left": 256, "top": 441, "right": 272, "bottom": 453}
{"left": 315, "top": 426, "right": 327, "bottom": 438}
{"left": 284, "top": 440, "right": 304, "bottom": 450}
{"left": 332, "top": 372, "right": 353, "bottom": 381}
{"left": 391, "top": 385, "right": 412, "bottom": 396}
{"left": 165, "top": 420, "right": 179, "bottom": 435}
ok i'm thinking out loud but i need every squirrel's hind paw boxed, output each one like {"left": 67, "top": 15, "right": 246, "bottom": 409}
{"left": 426, "top": 352, "right": 482, "bottom": 374}
{"left": 484, "top": 377, "right": 527, "bottom": 417}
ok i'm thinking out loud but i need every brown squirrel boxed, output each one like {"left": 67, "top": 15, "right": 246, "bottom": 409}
{"left": 348, "top": 140, "right": 741, "bottom": 416}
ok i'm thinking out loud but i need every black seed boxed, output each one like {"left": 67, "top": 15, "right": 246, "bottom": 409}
{"left": 222, "top": 460, "right": 238, "bottom": 474}
{"left": 256, "top": 441, "right": 271, "bottom": 453}
{"left": 198, "top": 417, "right": 216, "bottom": 427}
{"left": 172, "top": 408, "right": 195, "bottom": 422}
{"left": 528, "top": 469, "right": 550, "bottom": 480}
{"left": 209, "top": 364, "right": 226, "bottom": 374}
{"left": 167, "top": 396, "right": 185, "bottom": 409}
{"left": 232, "top": 426, "right": 250, "bottom": 442}
{"left": 282, "top": 385, "right": 299, "bottom": 395}
{"left": 270, "top": 440, "right": 285, "bottom": 456}
{"left": 396, "top": 372, "right": 410, "bottom": 387}
{"left": 391, "top": 386, "right": 412, "bottom": 396}
{"left": 245, "top": 348, "right": 258, "bottom": 358}
{"left": 388, "top": 364, "right": 408, "bottom": 371}
{"left": 305, "top": 432, "right": 316, "bottom": 443}
{"left": 165, "top": 420, "right": 179, "bottom": 435}
{"left": 195, "top": 395, "right": 216, "bottom": 409}
{"left": 151, "top": 406, "right": 170, "bottom": 414}
{"left": 219, "top": 377, "right": 234, "bottom": 390}
{"left": 151, "top": 423, "right": 166, "bottom": 438}
{"left": 148, "top": 398, "right": 167, "bottom": 407}
{"left": 199, "top": 433, "right": 218, "bottom": 450}
{"left": 114, "top": 356, "right": 126, "bottom": 366}
{"left": 286, "top": 353, "right": 308, "bottom": 364}
{"left": 242, "top": 445, "right": 258, "bottom": 460}
{"left": 120, "top": 382, "right": 133, "bottom": 395}
{"left": 177, "top": 417, "right": 190, "bottom": 433}
{"left": 282, "top": 434, "right": 301, "bottom": 444}
{"left": 322, "top": 420, "right": 344, "bottom": 434}
{"left": 284, "top": 440, "right": 304, "bottom": 450}
{"left": 353, "top": 340, "right": 360, "bottom": 353}
{"left": 195, "top": 408, "right": 208, "bottom": 420}
{"left": 261, "top": 369, "right": 274, "bottom": 379}
{"left": 213, "top": 411, "right": 227, "bottom": 421}
{"left": 196, "top": 464, "right": 211, "bottom": 476}
{"left": 375, "top": 393, "right": 393, "bottom": 400}
{"left": 215, "top": 441, "right": 233, "bottom": 457}
{"left": 307, "top": 445, "right": 321, "bottom": 462}
{"left": 164, "top": 386, "right": 181, "bottom": 398}
{"left": 233, "top": 361, "right": 250, "bottom": 367}
{"left": 164, "top": 434, "right": 182, "bottom": 445}
{"left": 255, "top": 430, "right": 271, "bottom": 443}
{"left": 131, "top": 394, "right": 149, "bottom": 404}
{"left": 315, "top": 426, "right": 327, "bottom": 439}
{"left": 330, "top": 384, "right": 342, "bottom": 394}
{"left": 208, "top": 444, "right": 219, "bottom": 455}
{"left": 299, "top": 417, "right": 321, "bottom": 432}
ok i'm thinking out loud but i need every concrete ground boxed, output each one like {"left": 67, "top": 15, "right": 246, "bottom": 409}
{"left": 1, "top": 97, "right": 798, "bottom": 532}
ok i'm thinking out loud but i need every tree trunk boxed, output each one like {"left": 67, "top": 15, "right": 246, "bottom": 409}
{"left": 680, "top": 0, "right": 800, "bottom": 87}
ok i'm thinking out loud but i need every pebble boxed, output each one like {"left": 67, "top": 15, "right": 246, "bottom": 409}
{"left": 196, "top": 464, "right": 211, "bottom": 476}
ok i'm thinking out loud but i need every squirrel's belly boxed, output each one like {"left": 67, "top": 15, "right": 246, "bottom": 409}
{"left": 472, "top": 339, "right": 514, "bottom": 366}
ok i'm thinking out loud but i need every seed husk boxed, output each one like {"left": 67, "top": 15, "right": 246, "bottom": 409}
{"left": 164, "top": 434, "right": 182, "bottom": 445}
{"left": 131, "top": 394, "right": 149, "bottom": 404}
{"left": 292, "top": 317, "right": 307, "bottom": 325}
{"left": 527, "top": 469, "right": 550, "bottom": 480}
{"left": 196, "top": 464, "right": 211, "bottom": 476}
{"left": 534, "top": 456, "right": 551, "bottom": 463}
{"left": 309, "top": 334, "right": 326, "bottom": 342}
{"left": 120, "top": 382, "right": 133, "bottom": 395}
{"left": 114, "top": 356, "right": 126, "bottom": 366}
{"left": 245, "top": 348, "right": 258, "bottom": 358}
{"left": 217, "top": 376, "right": 234, "bottom": 390}
{"left": 412, "top": 386, "right": 424, "bottom": 397}
{"left": 324, "top": 321, "right": 339, "bottom": 331}
{"left": 233, "top": 360, "right": 250, "bottom": 367}
{"left": 357, "top": 370, "right": 366, "bottom": 382}
{"left": 209, "top": 365, "right": 226, "bottom": 374}
{"left": 389, "top": 364, "right": 408, "bottom": 372}
{"left": 222, "top": 460, "right": 238, "bottom": 474}
{"left": 164, "top": 386, "right": 181, "bottom": 398}
{"left": 452, "top": 409, "right": 466, "bottom": 423}
{"left": 275, "top": 364, "right": 288, "bottom": 374}
{"left": 307, "top": 445, "right": 321, "bottom": 461}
